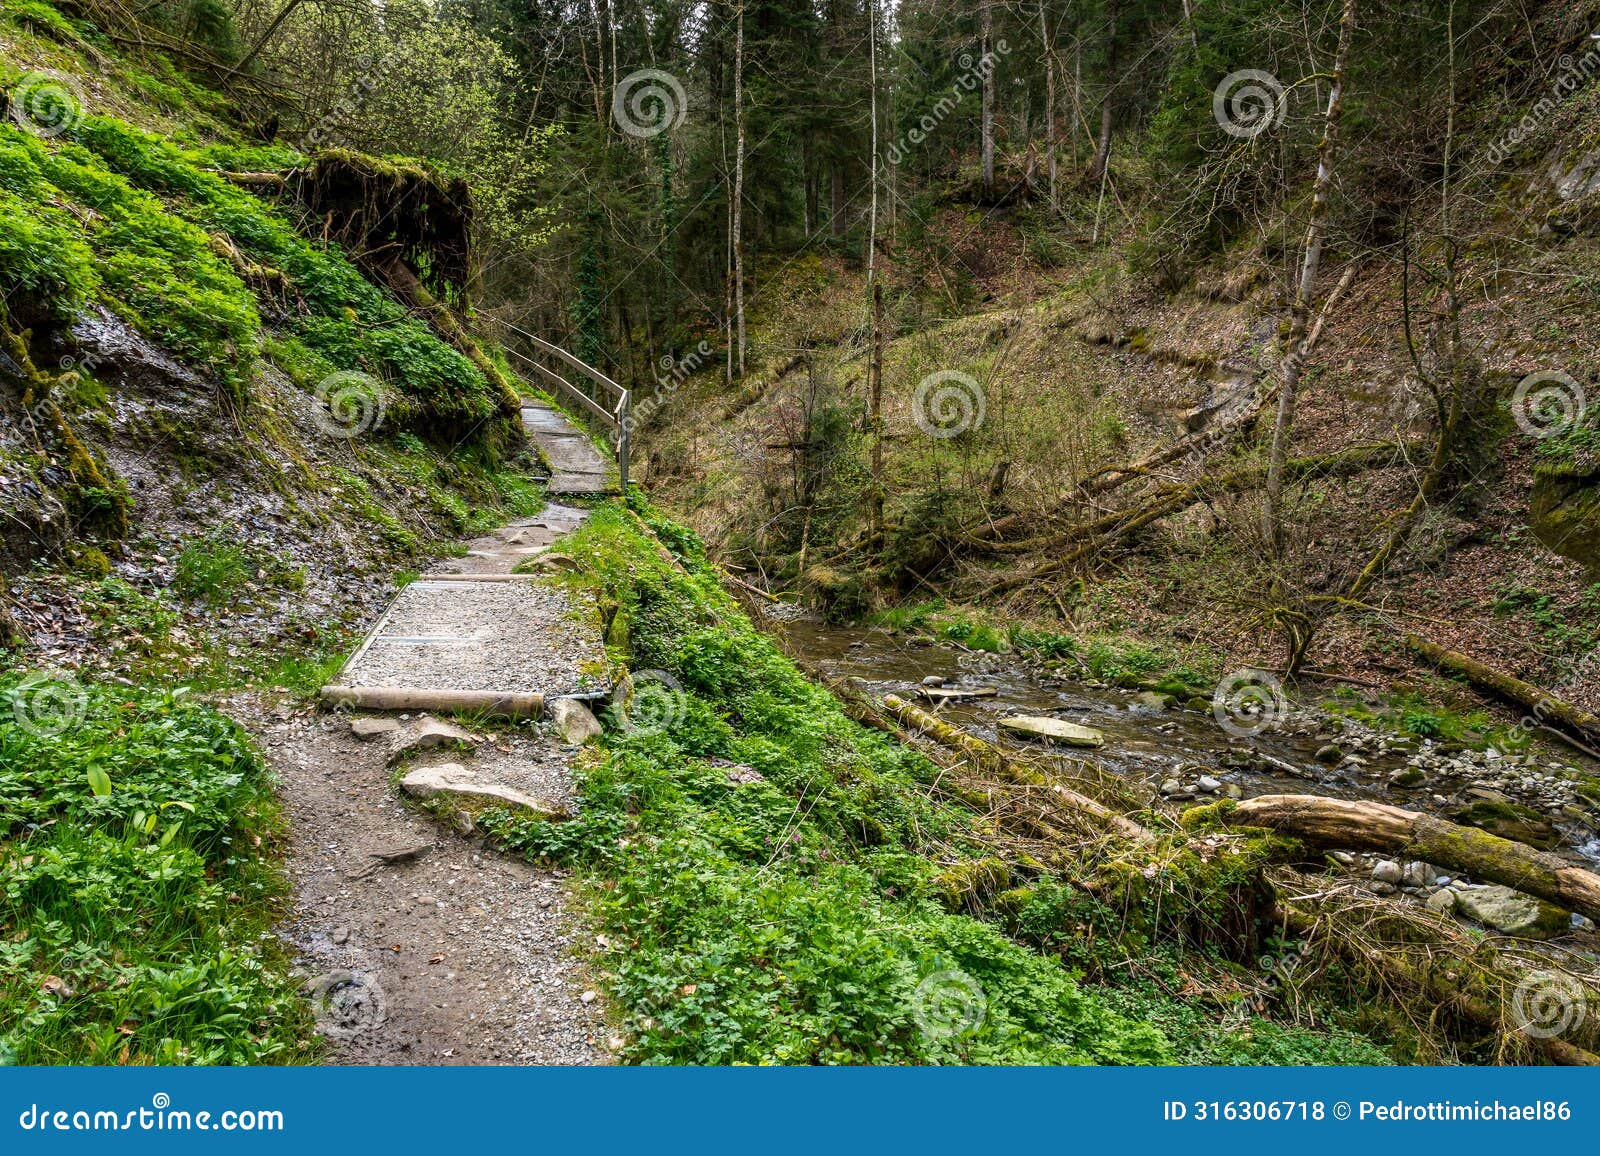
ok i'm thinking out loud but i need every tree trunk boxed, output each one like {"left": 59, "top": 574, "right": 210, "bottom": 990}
{"left": 1263, "top": 0, "right": 1358, "bottom": 552}
{"left": 1041, "top": 0, "right": 1057, "bottom": 212}
{"left": 732, "top": 1, "right": 746, "bottom": 376}
{"left": 1087, "top": 1, "right": 1118, "bottom": 183}
{"left": 1209, "top": 794, "right": 1600, "bottom": 924}
{"left": 980, "top": 1, "right": 996, "bottom": 199}
{"left": 867, "top": 0, "right": 879, "bottom": 277}
{"left": 869, "top": 281, "right": 885, "bottom": 547}
{"left": 1405, "top": 636, "right": 1600, "bottom": 754}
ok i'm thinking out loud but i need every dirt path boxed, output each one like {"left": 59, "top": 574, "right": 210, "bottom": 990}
{"left": 243, "top": 696, "right": 610, "bottom": 1064}
{"left": 240, "top": 410, "right": 618, "bottom": 1063}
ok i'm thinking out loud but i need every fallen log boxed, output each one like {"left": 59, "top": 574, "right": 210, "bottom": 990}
{"left": 1405, "top": 635, "right": 1600, "bottom": 755}
{"left": 1273, "top": 892, "right": 1600, "bottom": 1066}
{"left": 882, "top": 693, "right": 1149, "bottom": 841}
{"left": 979, "top": 442, "right": 1424, "bottom": 596}
{"left": 320, "top": 685, "right": 544, "bottom": 719}
{"left": 1201, "top": 794, "right": 1600, "bottom": 924}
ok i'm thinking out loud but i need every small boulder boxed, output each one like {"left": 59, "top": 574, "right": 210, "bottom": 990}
{"left": 1371, "top": 860, "right": 1403, "bottom": 885}
{"left": 1196, "top": 775, "right": 1223, "bottom": 794}
{"left": 1135, "top": 691, "right": 1176, "bottom": 711}
{"left": 388, "top": 717, "right": 479, "bottom": 764}
{"left": 400, "top": 763, "right": 568, "bottom": 821}
{"left": 351, "top": 717, "right": 401, "bottom": 742}
{"left": 1313, "top": 744, "right": 1343, "bottom": 766}
{"left": 1401, "top": 861, "right": 1429, "bottom": 889}
{"left": 921, "top": 675, "right": 947, "bottom": 687}
{"left": 1425, "top": 888, "right": 1458, "bottom": 915}
{"left": 548, "top": 698, "right": 603, "bottom": 745}
{"left": 1454, "top": 884, "right": 1569, "bottom": 939}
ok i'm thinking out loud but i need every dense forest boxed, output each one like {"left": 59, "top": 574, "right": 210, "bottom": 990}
{"left": 4, "top": 0, "right": 1600, "bottom": 1069}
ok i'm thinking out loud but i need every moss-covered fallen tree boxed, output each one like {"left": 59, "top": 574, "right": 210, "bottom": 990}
{"left": 1193, "top": 794, "right": 1600, "bottom": 924}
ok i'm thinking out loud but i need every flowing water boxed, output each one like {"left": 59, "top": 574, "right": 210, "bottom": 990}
{"left": 768, "top": 617, "right": 1600, "bottom": 868}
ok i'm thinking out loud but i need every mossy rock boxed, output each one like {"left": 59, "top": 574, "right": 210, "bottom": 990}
{"left": 1447, "top": 799, "right": 1560, "bottom": 851}
{"left": 1530, "top": 467, "right": 1600, "bottom": 576}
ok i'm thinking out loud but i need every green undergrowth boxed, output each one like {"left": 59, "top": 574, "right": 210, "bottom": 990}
{"left": 476, "top": 499, "right": 1388, "bottom": 1065}
{"left": 0, "top": 676, "right": 312, "bottom": 1064}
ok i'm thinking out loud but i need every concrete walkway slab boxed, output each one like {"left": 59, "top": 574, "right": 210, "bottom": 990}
{"left": 522, "top": 402, "right": 615, "bottom": 495}
{"left": 336, "top": 579, "right": 606, "bottom": 699}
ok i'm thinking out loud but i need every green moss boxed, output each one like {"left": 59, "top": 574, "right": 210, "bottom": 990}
{"left": 1, "top": 111, "right": 506, "bottom": 437}
{"left": 1447, "top": 800, "right": 1559, "bottom": 850}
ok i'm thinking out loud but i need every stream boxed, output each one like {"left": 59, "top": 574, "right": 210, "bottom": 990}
{"left": 768, "top": 617, "right": 1600, "bottom": 873}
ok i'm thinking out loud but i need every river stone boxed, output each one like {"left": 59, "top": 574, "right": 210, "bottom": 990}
{"left": 1371, "top": 859, "right": 1403, "bottom": 884}
{"left": 1313, "top": 744, "right": 1343, "bottom": 766}
{"left": 548, "top": 697, "right": 603, "bottom": 744}
{"left": 917, "top": 685, "right": 999, "bottom": 703}
{"left": 997, "top": 716, "right": 1105, "bottom": 748}
{"left": 400, "top": 763, "right": 568, "bottom": 821}
{"left": 921, "top": 675, "right": 947, "bottom": 687}
{"left": 1454, "top": 884, "right": 1569, "bottom": 939}
{"left": 1425, "top": 888, "right": 1458, "bottom": 915}
{"left": 1135, "top": 691, "right": 1176, "bottom": 711}
{"left": 1401, "top": 861, "right": 1429, "bottom": 888}
{"left": 1197, "top": 775, "right": 1222, "bottom": 793}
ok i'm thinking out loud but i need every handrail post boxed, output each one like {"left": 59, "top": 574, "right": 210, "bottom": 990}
{"left": 618, "top": 390, "right": 631, "bottom": 496}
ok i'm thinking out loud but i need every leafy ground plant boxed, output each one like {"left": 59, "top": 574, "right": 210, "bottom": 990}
{"left": 0, "top": 675, "right": 312, "bottom": 1064}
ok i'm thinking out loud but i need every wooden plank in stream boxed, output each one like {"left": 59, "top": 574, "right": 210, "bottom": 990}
{"left": 915, "top": 686, "right": 1000, "bottom": 703}
{"left": 998, "top": 715, "right": 1106, "bottom": 748}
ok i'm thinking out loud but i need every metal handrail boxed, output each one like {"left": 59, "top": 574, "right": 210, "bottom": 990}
{"left": 490, "top": 318, "right": 632, "bottom": 493}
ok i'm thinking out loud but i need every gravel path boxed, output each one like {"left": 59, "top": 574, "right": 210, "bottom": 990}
{"left": 339, "top": 579, "right": 606, "bottom": 696}
{"left": 241, "top": 450, "right": 619, "bottom": 1065}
